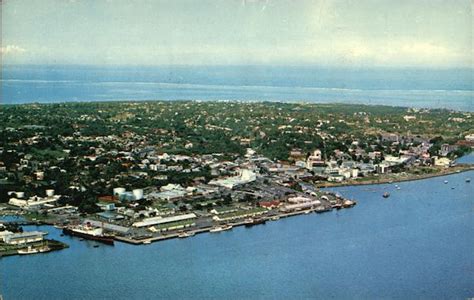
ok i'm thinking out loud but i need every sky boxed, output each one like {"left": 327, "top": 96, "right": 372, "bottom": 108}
{"left": 1, "top": 0, "right": 472, "bottom": 67}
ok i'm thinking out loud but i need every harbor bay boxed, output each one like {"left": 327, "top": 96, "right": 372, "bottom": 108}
{"left": 1, "top": 158, "right": 473, "bottom": 299}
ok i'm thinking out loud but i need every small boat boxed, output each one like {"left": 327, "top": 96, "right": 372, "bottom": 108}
{"left": 315, "top": 206, "right": 331, "bottom": 213}
{"left": 342, "top": 200, "right": 355, "bottom": 208}
{"left": 209, "top": 225, "right": 233, "bottom": 233}
{"left": 466, "top": 178, "right": 471, "bottom": 183}
{"left": 53, "top": 224, "right": 63, "bottom": 229}
{"left": 17, "top": 246, "right": 38, "bottom": 255}
{"left": 332, "top": 203, "right": 343, "bottom": 209}
{"left": 93, "top": 245, "right": 99, "bottom": 248}
{"left": 270, "top": 216, "right": 280, "bottom": 221}
{"left": 245, "top": 218, "right": 266, "bottom": 227}
{"left": 383, "top": 192, "right": 390, "bottom": 198}
{"left": 396, "top": 186, "right": 401, "bottom": 190}
{"left": 304, "top": 210, "right": 311, "bottom": 214}
{"left": 143, "top": 240, "right": 152, "bottom": 244}
{"left": 38, "top": 245, "right": 51, "bottom": 253}
{"left": 444, "top": 180, "right": 448, "bottom": 184}
{"left": 178, "top": 232, "right": 195, "bottom": 238}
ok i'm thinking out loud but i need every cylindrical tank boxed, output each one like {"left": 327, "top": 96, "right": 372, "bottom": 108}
{"left": 113, "top": 187, "right": 126, "bottom": 195}
{"left": 16, "top": 192, "right": 25, "bottom": 198}
{"left": 46, "top": 189, "right": 55, "bottom": 197}
{"left": 132, "top": 189, "right": 144, "bottom": 200}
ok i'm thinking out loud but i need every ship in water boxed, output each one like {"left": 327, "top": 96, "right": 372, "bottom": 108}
{"left": 244, "top": 218, "right": 266, "bottom": 227}
{"left": 383, "top": 192, "right": 390, "bottom": 198}
{"left": 62, "top": 222, "right": 114, "bottom": 245}
{"left": 17, "top": 245, "right": 39, "bottom": 255}
{"left": 209, "top": 224, "right": 233, "bottom": 233}
{"left": 178, "top": 231, "right": 195, "bottom": 238}
{"left": 342, "top": 199, "right": 357, "bottom": 208}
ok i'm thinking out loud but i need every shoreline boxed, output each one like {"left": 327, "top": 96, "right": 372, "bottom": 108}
{"left": 2, "top": 162, "right": 472, "bottom": 247}
{"left": 117, "top": 206, "right": 338, "bottom": 245}
{"left": 0, "top": 239, "right": 68, "bottom": 258}
{"left": 316, "top": 164, "right": 474, "bottom": 188}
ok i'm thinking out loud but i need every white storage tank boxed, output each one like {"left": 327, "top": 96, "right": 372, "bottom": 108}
{"left": 240, "top": 169, "right": 256, "bottom": 181}
{"left": 46, "top": 189, "right": 55, "bottom": 197}
{"left": 16, "top": 191, "right": 25, "bottom": 198}
{"left": 132, "top": 189, "right": 144, "bottom": 200}
{"left": 113, "top": 187, "right": 126, "bottom": 195}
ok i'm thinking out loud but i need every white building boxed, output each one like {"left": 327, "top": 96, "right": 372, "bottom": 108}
{"left": 209, "top": 169, "right": 257, "bottom": 189}
{"left": 306, "top": 149, "right": 325, "bottom": 169}
{"left": 132, "top": 213, "right": 197, "bottom": 228}
{"left": 0, "top": 231, "right": 46, "bottom": 245}
{"left": 8, "top": 194, "right": 60, "bottom": 210}
{"left": 465, "top": 134, "right": 474, "bottom": 142}
{"left": 434, "top": 157, "right": 452, "bottom": 167}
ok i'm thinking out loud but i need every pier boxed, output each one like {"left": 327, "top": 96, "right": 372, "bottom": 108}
{"left": 115, "top": 202, "right": 353, "bottom": 245}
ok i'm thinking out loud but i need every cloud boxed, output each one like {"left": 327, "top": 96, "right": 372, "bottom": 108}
{"left": 305, "top": 39, "right": 470, "bottom": 67}
{"left": 0, "top": 45, "right": 27, "bottom": 55}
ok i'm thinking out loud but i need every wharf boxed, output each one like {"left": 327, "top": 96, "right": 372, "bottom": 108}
{"left": 318, "top": 164, "right": 474, "bottom": 188}
{"left": 116, "top": 204, "right": 339, "bottom": 245}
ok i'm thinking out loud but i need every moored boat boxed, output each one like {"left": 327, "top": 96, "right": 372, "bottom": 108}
{"left": 178, "top": 232, "right": 195, "bottom": 238}
{"left": 342, "top": 199, "right": 356, "bottom": 208}
{"left": 315, "top": 206, "right": 331, "bottom": 213}
{"left": 244, "top": 218, "right": 266, "bottom": 227}
{"left": 466, "top": 178, "right": 471, "bottom": 183}
{"left": 383, "top": 192, "right": 390, "bottom": 198}
{"left": 17, "top": 246, "right": 39, "bottom": 255}
{"left": 209, "top": 225, "right": 233, "bottom": 233}
{"left": 38, "top": 245, "right": 51, "bottom": 253}
{"left": 62, "top": 223, "right": 114, "bottom": 245}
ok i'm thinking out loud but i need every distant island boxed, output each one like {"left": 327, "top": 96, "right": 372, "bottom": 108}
{"left": 1, "top": 101, "right": 473, "bottom": 249}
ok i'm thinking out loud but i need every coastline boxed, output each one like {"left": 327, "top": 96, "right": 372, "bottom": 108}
{"left": 3, "top": 154, "right": 472, "bottom": 300}
{"left": 316, "top": 164, "right": 474, "bottom": 188}
{"left": 3, "top": 161, "right": 472, "bottom": 247}
{"left": 116, "top": 206, "right": 338, "bottom": 245}
{"left": 0, "top": 239, "right": 68, "bottom": 258}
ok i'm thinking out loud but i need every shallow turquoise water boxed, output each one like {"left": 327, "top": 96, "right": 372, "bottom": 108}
{"left": 1, "top": 156, "right": 473, "bottom": 299}
{"left": 2, "top": 65, "right": 473, "bottom": 111}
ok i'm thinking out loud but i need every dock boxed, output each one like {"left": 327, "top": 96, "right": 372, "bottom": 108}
{"left": 115, "top": 203, "right": 348, "bottom": 245}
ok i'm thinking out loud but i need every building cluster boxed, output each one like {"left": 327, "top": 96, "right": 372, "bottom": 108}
{"left": 0, "top": 102, "right": 472, "bottom": 243}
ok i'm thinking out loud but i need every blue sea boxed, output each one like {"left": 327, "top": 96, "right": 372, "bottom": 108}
{"left": 1, "top": 65, "right": 473, "bottom": 111}
{"left": 1, "top": 154, "right": 473, "bottom": 299}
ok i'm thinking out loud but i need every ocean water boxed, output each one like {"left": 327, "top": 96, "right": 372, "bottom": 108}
{"left": 1, "top": 65, "right": 473, "bottom": 111}
{"left": 1, "top": 154, "right": 473, "bottom": 299}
